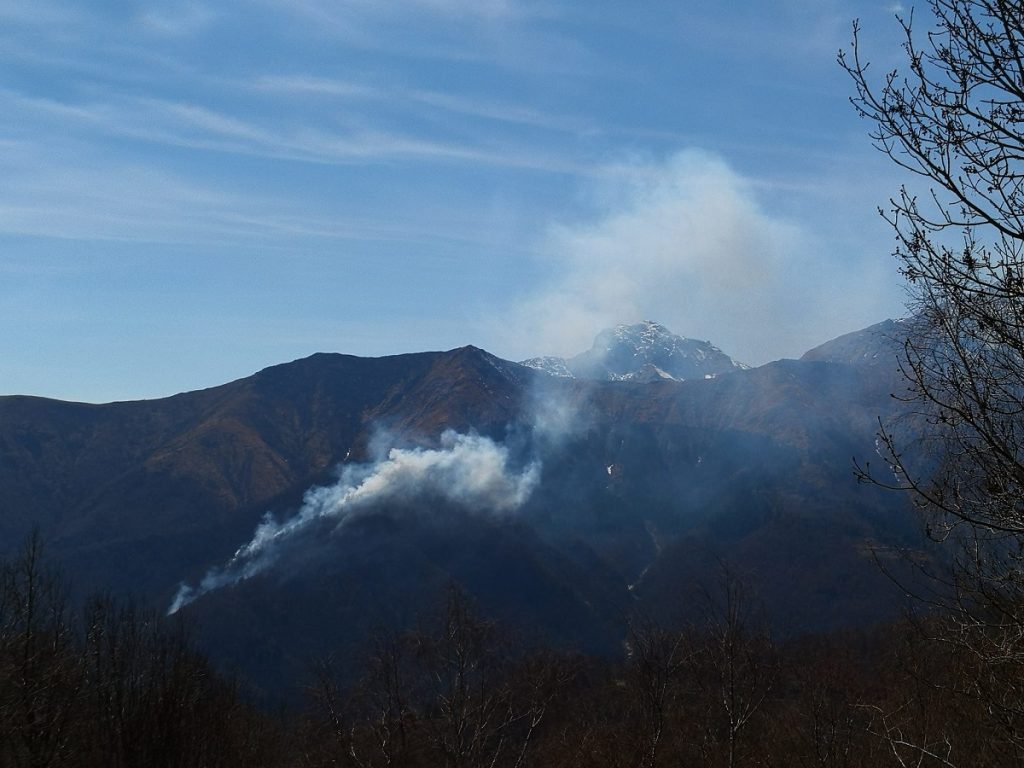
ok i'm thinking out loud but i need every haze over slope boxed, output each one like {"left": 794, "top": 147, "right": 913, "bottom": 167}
{"left": 0, "top": 320, "right": 921, "bottom": 698}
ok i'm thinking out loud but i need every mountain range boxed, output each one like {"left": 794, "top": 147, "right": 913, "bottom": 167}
{"left": 0, "top": 319, "right": 923, "bottom": 700}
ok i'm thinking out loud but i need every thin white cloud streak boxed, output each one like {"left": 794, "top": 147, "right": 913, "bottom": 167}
{"left": 0, "top": 0, "right": 211, "bottom": 38}
{"left": 252, "top": 74, "right": 378, "bottom": 99}
{"left": 267, "top": 0, "right": 556, "bottom": 27}
{"left": 492, "top": 150, "right": 903, "bottom": 366}
{"left": 1, "top": 86, "right": 594, "bottom": 175}
{"left": 0, "top": 135, "right": 543, "bottom": 252}
{"left": 257, "top": 0, "right": 592, "bottom": 75}
{"left": 254, "top": 74, "right": 592, "bottom": 134}
{"left": 407, "top": 88, "right": 591, "bottom": 133}
{"left": 0, "top": 0, "right": 81, "bottom": 26}
{"left": 367, "top": 0, "right": 534, "bottom": 21}
{"left": 0, "top": 137, "right": 285, "bottom": 245}
{"left": 0, "top": 30, "right": 203, "bottom": 86}
{"left": 675, "top": 3, "right": 849, "bottom": 62}
{"left": 136, "top": 2, "right": 217, "bottom": 36}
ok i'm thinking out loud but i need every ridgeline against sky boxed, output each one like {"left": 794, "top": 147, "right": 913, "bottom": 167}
{"left": 0, "top": 1, "right": 910, "bottom": 403}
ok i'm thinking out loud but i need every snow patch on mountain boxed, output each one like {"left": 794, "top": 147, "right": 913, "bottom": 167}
{"left": 519, "top": 321, "right": 747, "bottom": 382}
{"left": 517, "top": 356, "right": 574, "bottom": 378}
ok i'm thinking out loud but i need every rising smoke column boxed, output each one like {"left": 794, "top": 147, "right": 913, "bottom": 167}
{"left": 168, "top": 430, "right": 540, "bottom": 614}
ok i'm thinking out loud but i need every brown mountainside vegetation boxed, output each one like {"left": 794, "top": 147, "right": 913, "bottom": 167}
{"left": 0, "top": 333, "right": 925, "bottom": 698}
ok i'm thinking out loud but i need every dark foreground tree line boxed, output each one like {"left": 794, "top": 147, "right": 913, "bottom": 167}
{"left": 2, "top": 532, "right": 1023, "bottom": 768}
{"left": 0, "top": 532, "right": 280, "bottom": 767}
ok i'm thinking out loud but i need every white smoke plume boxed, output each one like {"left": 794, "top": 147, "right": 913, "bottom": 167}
{"left": 168, "top": 430, "right": 540, "bottom": 614}
{"left": 490, "top": 149, "right": 902, "bottom": 366}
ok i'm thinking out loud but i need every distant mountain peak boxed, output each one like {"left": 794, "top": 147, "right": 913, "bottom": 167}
{"left": 612, "top": 319, "right": 672, "bottom": 341}
{"left": 519, "top": 321, "right": 747, "bottom": 382}
{"left": 516, "top": 355, "right": 573, "bottom": 378}
{"left": 800, "top": 319, "right": 907, "bottom": 367}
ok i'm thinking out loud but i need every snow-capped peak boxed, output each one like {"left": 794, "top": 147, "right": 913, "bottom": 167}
{"left": 516, "top": 356, "right": 573, "bottom": 378}
{"left": 519, "top": 321, "right": 747, "bottom": 382}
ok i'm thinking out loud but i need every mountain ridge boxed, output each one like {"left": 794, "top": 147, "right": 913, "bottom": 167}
{"left": 0, "top": 319, "right": 920, "bottom": 700}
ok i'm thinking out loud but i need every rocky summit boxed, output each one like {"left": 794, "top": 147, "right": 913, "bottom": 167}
{"left": 519, "top": 320, "right": 747, "bottom": 382}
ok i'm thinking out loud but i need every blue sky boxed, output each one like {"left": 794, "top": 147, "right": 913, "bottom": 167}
{"left": 1, "top": 0, "right": 912, "bottom": 402}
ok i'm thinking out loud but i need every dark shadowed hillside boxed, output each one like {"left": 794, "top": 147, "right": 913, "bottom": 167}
{"left": 0, "top": 321, "right": 924, "bottom": 699}
{"left": 0, "top": 348, "right": 530, "bottom": 597}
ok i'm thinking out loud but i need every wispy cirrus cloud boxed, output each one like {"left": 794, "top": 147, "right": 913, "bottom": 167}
{"left": 254, "top": 74, "right": 592, "bottom": 134}
{"left": 136, "top": 2, "right": 217, "bottom": 36}
{"left": 274, "top": 0, "right": 556, "bottom": 25}
{"left": 0, "top": 131, "right": 546, "bottom": 252}
{"left": 252, "top": 75, "right": 378, "bottom": 99}
{"left": 404, "top": 88, "right": 591, "bottom": 133}
{"left": 259, "top": 0, "right": 590, "bottom": 74}
{"left": 364, "top": 0, "right": 535, "bottom": 20}
{"left": 1, "top": 86, "right": 592, "bottom": 173}
{"left": 0, "top": 0, "right": 82, "bottom": 26}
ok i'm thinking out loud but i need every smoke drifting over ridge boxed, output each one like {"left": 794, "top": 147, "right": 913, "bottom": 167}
{"left": 168, "top": 430, "right": 540, "bottom": 614}
{"left": 492, "top": 149, "right": 901, "bottom": 366}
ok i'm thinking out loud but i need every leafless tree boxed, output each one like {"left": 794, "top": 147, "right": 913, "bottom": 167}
{"left": 308, "top": 632, "right": 418, "bottom": 768}
{"left": 0, "top": 531, "right": 82, "bottom": 768}
{"left": 620, "top": 564, "right": 779, "bottom": 768}
{"left": 307, "top": 587, "right": 571, "bottom": 768}
{"left": 773, "top": 643, "right": 872, "bottom": 768}
{"left": 77, "top": 595, "right": 260, "bottom": 768}
{"left": 413, "top": 588, "right": 562, "bottom": 768}
{"left": 841, "top": 4, "right": 1024, "bottom": 762}
{"left": 621, "top": 615, "right": 691, "bottom": 768}
{"left": 842, "top": 1, "right": 1024, "bottom": 546}
{"left": 692, "top": 565, "right": 776, "bottom": 768}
